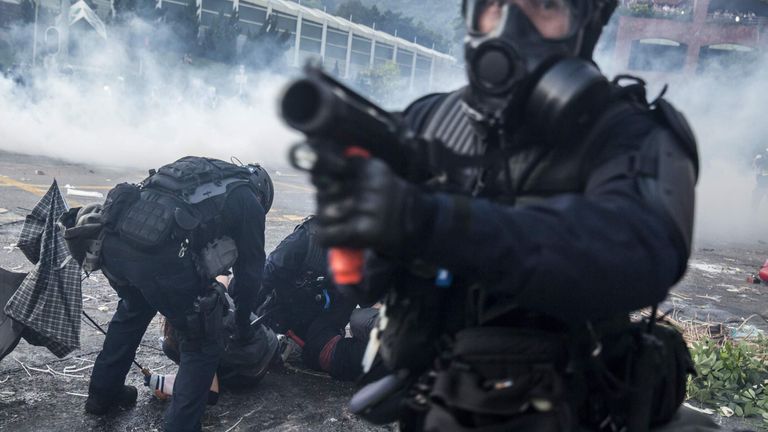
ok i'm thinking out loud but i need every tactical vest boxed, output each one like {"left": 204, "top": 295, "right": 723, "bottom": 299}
{"left": 406, "top": 80, "right": 697, "bottom": 430}
{"left": 117, "top": 157, "right": 261, "bottom": 271}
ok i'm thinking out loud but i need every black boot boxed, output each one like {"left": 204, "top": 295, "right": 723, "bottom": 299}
{"left": 85, "top": 385, "right": 138, "bottom": 415}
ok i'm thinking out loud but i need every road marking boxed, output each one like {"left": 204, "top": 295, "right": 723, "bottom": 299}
{"left": 0, "top": 175, "right": 83, "bottom": 207}
{"left": 0, "top": 176, "right": 46, "bottom": 196}
{"left": 273, "top": 180, "right": 314, "bottom": 193}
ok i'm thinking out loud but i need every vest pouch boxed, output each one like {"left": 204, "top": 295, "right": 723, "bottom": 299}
{"left": 647, "top": 323, "right": 695, "bottom": 426}
{"left": 199, "top": 236, "right": 238, "bottom": 278}
{"left": 102, "top": 183, "right": 140, "bottom": 230}
{"left": 118, "top": 199, "right": 175, "bottom": 250}
{"left": 379, "top": 277, "right": 447, "bottom": 373}
{"left": 590, "top": 321, "right": 695, "bottom": 430}
{"left": 425, "top": 327, "right": 571, "bottom": 432}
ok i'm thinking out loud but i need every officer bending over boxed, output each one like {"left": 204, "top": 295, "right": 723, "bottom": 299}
{"left": 81, "top": 157, "right": 273, "bottom": 432}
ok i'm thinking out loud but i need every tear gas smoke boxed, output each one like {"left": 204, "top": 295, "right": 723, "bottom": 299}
{"left": 1, "top": 11, "right": 766, "bottom": 245}
{"left": 0, "top": 16, "right": 461, "bottom": 170}
{"left": 0, "top": 18, "right": 302, "bottom": 169}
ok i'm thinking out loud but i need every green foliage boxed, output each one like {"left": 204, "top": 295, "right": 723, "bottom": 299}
{"left": 355, "top": 61, "right": 401, "bottom": 103}
{"left": 687, "top": 338, "right": 768, "bottom": 424}
{"left": 167, "top": 0, "right": 200, "bottom": 55}
{"left": 201, "top": 9, "right": 240, "bottom": 63}
{"left": 335, "top": 0, "right": 452, "bottom": 51}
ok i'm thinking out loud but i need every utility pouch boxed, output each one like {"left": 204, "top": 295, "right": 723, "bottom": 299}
{"left": 102, "top": 183, "right": 140, "bottom": 230}
{"left": 199, "top": 236, "right": 238, "bottom": 278}
{"left": 198, "top": 282, "right": 227, "bottom": 340}
{"left": 425, "top": 327, "right": 571, "bottom": 432}
{"left": 379, "top": 277, "right": 447, "bottom": 373}
{"left": 589, "top": 320, "right": 695, "bottom": 430}
{"left": 118, "top": 199, "right": 175, "bottom": 249}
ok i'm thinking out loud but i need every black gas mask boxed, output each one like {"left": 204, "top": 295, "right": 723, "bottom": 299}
{"left": 463, "top": 0, "right": 611, "bottom": 145}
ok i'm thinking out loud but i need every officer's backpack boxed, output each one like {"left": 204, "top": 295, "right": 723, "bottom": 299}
{"left": 116, "top": 157, "right": 261, "bottom": 247}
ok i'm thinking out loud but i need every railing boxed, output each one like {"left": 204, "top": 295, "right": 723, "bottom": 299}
{"left": 617, "top": 4, "right": 694, "bottom": 21}
{"left": 706, "top": 13, "right": 767, "bottom": 26}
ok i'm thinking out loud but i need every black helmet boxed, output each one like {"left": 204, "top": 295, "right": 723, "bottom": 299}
{"left": 246, "top": 164, "right": 274, "bottom": 213}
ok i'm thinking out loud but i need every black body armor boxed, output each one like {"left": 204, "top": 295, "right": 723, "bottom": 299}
{"left": 368, "top": 78, "right": 698, "bottom": 432}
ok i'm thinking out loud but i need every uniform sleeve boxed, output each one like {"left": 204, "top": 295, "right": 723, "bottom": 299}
{"left": 262, "top": 225, "right": 310, "bottom": 296}
{"left": 413, "top": 113, "right": 693, "bottom": 322}
{"left": 223, "top": 186, "right": 267, "bottom": 329}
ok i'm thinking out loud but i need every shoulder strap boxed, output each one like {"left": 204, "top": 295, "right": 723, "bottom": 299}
{"left": 651, "top": 98, "right": 699, "bottom": 178}
{"left": 422, "top": 89, "right": 485, "bottom": 157}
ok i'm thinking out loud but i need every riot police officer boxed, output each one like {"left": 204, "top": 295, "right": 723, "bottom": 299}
{"left": 260, "top": 215, "right": 377, "bottom": 381}
{"left": 84, "top": 157, "right": 274, "bottom": 432}
{"left": 309, "top": 1, "right": 716, "bottom": 431}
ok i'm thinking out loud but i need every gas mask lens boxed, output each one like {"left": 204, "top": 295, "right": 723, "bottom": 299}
{"left": 467, "top": 0, "right": 576, "bottom": 40}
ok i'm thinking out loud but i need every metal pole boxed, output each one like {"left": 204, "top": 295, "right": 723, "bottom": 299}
{"left": 32, "top": 0, "right": 39, "bottom": 67}
{"left": 344, "top": 29, "right": 353, "bottom": 78}
{"left": 320, "top": 18, "right": 328, "bottom": 63}
{"left": 82, "top": 310, "right": 150, "bottom": 376}
{"left": 293, "top": 12, "right": 303, "bottom": 67}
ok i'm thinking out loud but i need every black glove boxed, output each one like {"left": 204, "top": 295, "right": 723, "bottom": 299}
{"left": 312, "top": 157, "right": 435, "bottom": 257}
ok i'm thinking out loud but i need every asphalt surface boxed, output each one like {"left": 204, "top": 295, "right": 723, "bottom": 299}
{"left": 0, "top": 150, "right": 389, "bottom": 432}
{"left": 0, "top": 150, "right": 766, "bottom": 431}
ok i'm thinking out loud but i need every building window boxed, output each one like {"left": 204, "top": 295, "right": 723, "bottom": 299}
{"left": 628, "top": 38, "right": 687, "bottom": 72}
{"left": 697, "top": 44, "right": 759, "bottom": 74}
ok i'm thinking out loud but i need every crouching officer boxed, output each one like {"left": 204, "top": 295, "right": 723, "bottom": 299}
{"left": 70, "top": 157, "right": 273, "bottom": 431}
{"left": 259, "top": 215, "right": 378, "bottom": 381}
{"left": 307, "top": 1, "right": 719, "bottom": 431}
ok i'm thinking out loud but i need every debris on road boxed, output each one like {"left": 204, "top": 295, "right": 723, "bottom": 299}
{"left": 13, "top": 357, "right": 31, "bottom": 377}
{"left": 64, "top": 185, "right": 104, "bottom": 199}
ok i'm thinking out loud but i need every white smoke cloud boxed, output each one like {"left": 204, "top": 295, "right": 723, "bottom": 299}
{"left": 0, "top": 17, "right": 302, "bottom": 170}
{"left": 3, "top": 10, "right": 765, "bottom": 245}
{"left": 0, "top": 14, "right": 464, "bottom": 170}
{"left": 595, "top": 16, "right": 768, "bottom": 245}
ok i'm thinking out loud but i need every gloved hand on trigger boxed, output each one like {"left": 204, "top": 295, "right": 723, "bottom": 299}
{"left": 311, "top": 157, "right": 435, "bottom": 257}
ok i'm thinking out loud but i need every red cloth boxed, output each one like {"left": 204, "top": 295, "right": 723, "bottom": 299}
{"left": 318, "top": 335, "right": 342, "bottom": 372}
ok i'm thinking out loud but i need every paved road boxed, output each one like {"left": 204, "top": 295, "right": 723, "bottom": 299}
{"left": 0, "top": 150, "right": 387, "bottom": 432}
{"left": 0, "top": 150, "right": 764, "bottom": 430}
